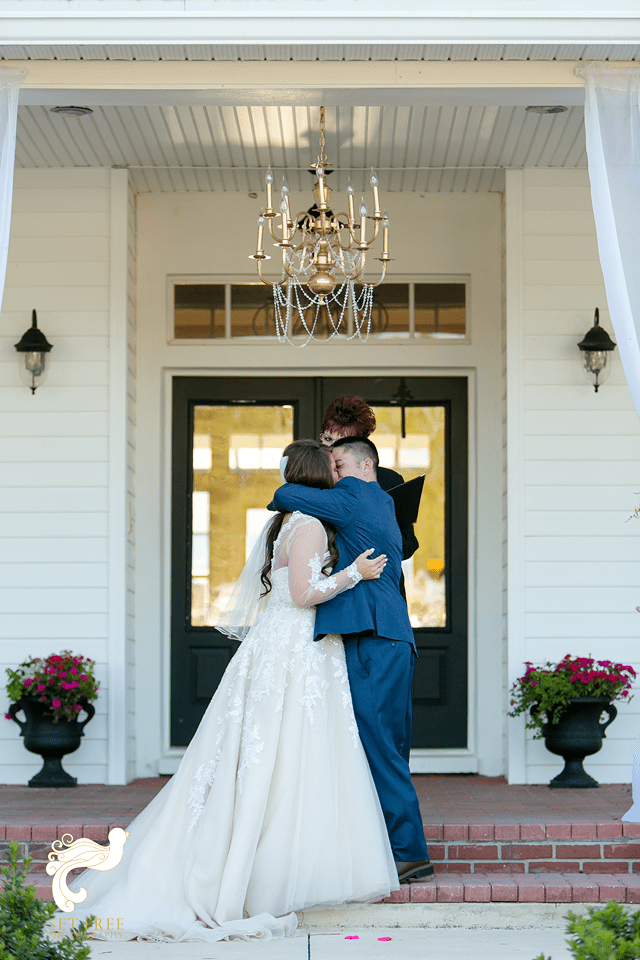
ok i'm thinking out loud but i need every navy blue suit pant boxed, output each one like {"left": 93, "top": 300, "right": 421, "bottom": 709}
{"left": 344, "top": 635, "right": 429, "bottom": 863}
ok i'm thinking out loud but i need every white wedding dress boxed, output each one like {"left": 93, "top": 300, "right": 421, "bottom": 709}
{"left": 59, "top": 512, "right": 398, "bottom": 942}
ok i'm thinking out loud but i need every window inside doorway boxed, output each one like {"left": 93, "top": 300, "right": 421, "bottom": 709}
{"left": 172, "top": 279, "right": 468, "bottom": 342}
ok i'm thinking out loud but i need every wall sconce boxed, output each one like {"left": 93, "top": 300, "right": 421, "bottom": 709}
{"left": 577, "top": 308, "right": 616, "bottom": 392}
{"left": 14, "top": 310, "right": 53, "bottom": 394}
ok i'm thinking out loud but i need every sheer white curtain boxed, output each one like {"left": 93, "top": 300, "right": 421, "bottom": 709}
{"left": 577, "top": 63, "right": 640, "bottom": 418}
{"left": 0, "top": 71, "right": 24, "bottom": 316}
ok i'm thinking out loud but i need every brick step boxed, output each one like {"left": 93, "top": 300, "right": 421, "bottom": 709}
{"left": 16, "top": 872, "right": 640, "bottom": 907}
{"left": 4, "top": 818, "right": 640, "bottom": 878}
{"left": 383, "top": 872, "right": 640, "bottom": 905}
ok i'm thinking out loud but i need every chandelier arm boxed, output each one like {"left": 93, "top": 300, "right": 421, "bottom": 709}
{"left": 267, "top": 218, "right": 284, "bottom": 244}
{"left": 364, "top": 262, "right": 388, "bottom": 288}
{"left": 351, "top": 251, "right": 367, "bottom": 281}
{"left": 281, "top": 249, "right": 296, "bottom": 279}
{"left": 256, "top": 260, "right": 288, "bottom": 287}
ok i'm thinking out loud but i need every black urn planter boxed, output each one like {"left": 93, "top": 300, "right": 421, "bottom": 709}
{"left": 7, "top": 697, "right": 95, "bottom": 787}
{"left": 535, "top": 696, "right": 617, "bottom": 788}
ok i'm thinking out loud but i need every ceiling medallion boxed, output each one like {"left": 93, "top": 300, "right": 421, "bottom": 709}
{"left": 250, "top": 106, "right": 390, "bottom": 346}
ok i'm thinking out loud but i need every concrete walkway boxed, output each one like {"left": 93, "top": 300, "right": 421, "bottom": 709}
{"left": 86, "top": 927, "right": 572, "bottom": 959}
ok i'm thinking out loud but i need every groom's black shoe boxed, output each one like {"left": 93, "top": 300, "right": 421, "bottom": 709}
{"left": 396, "top": 859, "right": 435, "bottom": 883}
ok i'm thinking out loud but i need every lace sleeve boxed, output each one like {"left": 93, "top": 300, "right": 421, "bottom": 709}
{"left": 287, "top": 517, "right": 362, "bottom": 609}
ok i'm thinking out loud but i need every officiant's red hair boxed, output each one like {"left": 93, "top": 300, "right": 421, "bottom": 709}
{"left": 321, "top": 396, "right": 376, "bottom": 438}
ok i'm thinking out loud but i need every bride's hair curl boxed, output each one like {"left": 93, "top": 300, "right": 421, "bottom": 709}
{"left": 260, "top": 440, "right": 339, "bottom": 597}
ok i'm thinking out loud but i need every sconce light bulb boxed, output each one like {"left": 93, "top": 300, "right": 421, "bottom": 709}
{"left": 280, "top": 198, "right": 288, "bottom": 213}
{"left": 316, "top": 164, "right": 325, "bottom": 179}
{"left": 265, "top": 166, "right": 274, "bottom": 185}
{"left": 370, "top": 168, "right": 378, "bottom": 187}
{"left": 25, "top": 351, "right": 45, "bottom": 376}
{"left": 360, "top": 199, "right": 368, "bottom": 218}
{"left": 281, "top": 177, "right": 289, "bottom": 197}
{"left": 347, "top": 178, "right": 354, "bottom": 196}
{"left": 383, "top": 209, "right": 390, "bottom": 226}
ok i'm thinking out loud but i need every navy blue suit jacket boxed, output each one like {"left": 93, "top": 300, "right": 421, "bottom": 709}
{"left": 269, "top": 477, "right": 415, "bottom": 650}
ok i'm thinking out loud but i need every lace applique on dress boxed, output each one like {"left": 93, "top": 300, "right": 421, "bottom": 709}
{"left": 307, "top": 553, "right": 338, "bottom": 594}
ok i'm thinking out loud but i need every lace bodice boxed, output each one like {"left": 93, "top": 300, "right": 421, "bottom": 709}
{"left": 270, "top": 511, "right": 362, "bottom": 609}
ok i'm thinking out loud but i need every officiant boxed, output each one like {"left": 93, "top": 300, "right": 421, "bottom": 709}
{"left": 319, "top": 395, "right": 419, "bottom": 562}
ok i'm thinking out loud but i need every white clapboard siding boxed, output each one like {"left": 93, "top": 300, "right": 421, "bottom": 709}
{"left": 525, "top": 562, "right": 640, "bottom": 588}
{"left": 0, "top": 169, "right": 114, "bottom": 784}
{"left": 513, "top": 168, "right": 640, "bottom": 784}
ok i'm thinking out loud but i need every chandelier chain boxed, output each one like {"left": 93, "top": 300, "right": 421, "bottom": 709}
{"left": 317, "top": 105, "right": 328, "bottom": 168}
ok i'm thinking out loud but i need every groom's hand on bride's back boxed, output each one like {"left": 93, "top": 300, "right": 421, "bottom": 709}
{"left": 356, "top": 548, "right": 387, "bottom": 580}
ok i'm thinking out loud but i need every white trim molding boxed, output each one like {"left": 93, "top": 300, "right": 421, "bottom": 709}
{"left": 1, "top": 1, "right": 639, "bottom": 47}
{"left": 504, "top": 168, "right": 527, "bottom": 784}
{"left": 107, "top": 168, "right": 130, "bottom": 785}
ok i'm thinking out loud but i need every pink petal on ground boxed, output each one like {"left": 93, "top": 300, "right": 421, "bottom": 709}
{"left": 378, "top": 937, "right": 393, "bottom": 941}
{"left": 345, "top": 935, "right": 359, "bottom": 939}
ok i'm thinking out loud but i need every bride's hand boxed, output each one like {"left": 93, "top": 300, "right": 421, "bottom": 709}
{"left": 355, "top": 548, "right": 387, "bottom": 580}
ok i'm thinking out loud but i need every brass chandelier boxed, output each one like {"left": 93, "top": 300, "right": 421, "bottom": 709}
{"left": 250, "top": 106, "right": 390, "bottom": 345}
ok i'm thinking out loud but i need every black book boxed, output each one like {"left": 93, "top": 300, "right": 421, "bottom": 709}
{"left": 387, "top": 474, "right": 426, "bottom": 528}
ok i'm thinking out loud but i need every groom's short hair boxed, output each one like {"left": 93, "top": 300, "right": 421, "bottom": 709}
{"left": 331, "top": 436, "right": 379, "bottom": 473}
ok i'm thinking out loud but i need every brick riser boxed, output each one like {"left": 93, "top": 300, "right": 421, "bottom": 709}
{"left": 423, "top": 820, "right": 640, "bottom": 874}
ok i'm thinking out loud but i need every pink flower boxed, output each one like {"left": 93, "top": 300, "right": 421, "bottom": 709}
{"left": 70, "top": 681, "right": 79, "bottom": 689}
{"left": 51, "top": 699, "right": 61, "bottom": 708}
{"left": 58, "top": 671, "right": 67, "bottom": 678}
{"left": 623, "top": 691, "right": 629, "bottom": 697}
{"left": 74, "top": 704, "right": 82, "bottom": 711}
{"left": 5, "top": 713, "right": 11, "bottom": 719}
{"left": 69, "top": 668, "right": 78, "bottom": 675}
{"left": 24, "top": 677, "right": 33, "bottom": 686}
{"left": 531, "top": 680, "right": 537, "bottom": 686}
{"left": 37, "top": 683, "right": 45, "bottom": 692}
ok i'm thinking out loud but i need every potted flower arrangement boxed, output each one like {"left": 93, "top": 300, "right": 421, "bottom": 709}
{"left": 5, "top": 651, "right": 100, "bottom": 788}
{"left": 509, "top": 654, "right": 635, "bottom": 788}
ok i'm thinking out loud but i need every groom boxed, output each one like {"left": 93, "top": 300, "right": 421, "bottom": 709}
{"left": 269, "top": 436, "right": 432, "bottom": 883}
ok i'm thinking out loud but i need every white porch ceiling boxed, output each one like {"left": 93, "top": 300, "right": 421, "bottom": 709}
{"left": 1, "top": 43, "right": 639, "bottom": 62}
{"left": 15, "top": 102, "right": 586, "bottom": 194}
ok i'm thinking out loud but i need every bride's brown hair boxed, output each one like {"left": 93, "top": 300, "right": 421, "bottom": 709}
{"left": 260, "top": 440, "right": 339, "bottom": 597}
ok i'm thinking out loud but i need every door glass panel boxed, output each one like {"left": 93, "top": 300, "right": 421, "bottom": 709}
{"left": 191, "top": 404, "right": 293, "bottom": 626}
{"left": 370, "top": 406, "right": 446, "bottom": 628}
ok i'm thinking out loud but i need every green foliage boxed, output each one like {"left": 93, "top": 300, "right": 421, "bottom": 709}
{"left": 5, "top": 651, "right": 99, "bottom": 723}
{"left": 532, "top": 900, "right": 640, "bottom": 960}
{"left": 0, "top": 842, "right": 93, "bottom": 960}
{"left": 508, "top": 654, "right": 635, "bottom": 738}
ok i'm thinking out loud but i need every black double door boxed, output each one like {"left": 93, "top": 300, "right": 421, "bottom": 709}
{"left": 171, "top": 375, "right": 468, "bottom": 751}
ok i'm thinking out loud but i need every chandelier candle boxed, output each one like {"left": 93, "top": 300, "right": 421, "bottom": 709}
{"left": 249, "top": 105, "right": 391, "bottom": 346}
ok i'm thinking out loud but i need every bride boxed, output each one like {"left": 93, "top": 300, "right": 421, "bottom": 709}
{"left": 57, "top": 439, "right": 399, "bottom": 943}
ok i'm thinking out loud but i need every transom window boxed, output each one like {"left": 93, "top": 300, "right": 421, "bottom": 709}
{"left": 171, "top": 278, "right": 468, "bottom": 342}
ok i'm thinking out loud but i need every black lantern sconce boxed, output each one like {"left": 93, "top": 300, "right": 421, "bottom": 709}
{"left": 14, "top": 310, "right": 53, "bottom": 394}
{"left": 577, "top": 309, "right": 617, "bottom": 393}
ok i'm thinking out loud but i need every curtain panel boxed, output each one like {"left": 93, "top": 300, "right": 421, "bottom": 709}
{"left": 578, "top": 63, "right": 640, "bottom": 419}
{"left": 0, "top": 71, "right": 24, "bottom": 317}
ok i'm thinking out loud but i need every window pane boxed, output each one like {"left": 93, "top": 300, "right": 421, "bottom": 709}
{"left": 174, "top": 284, "right": 225, "bottom": 338}
{"left": 414, "top": 283, "right": 466, "bottom": 338}
{"left": 231, "top": 284, "right": 274, "bottom": 337}
{"left": 190, "top": 404, "right": 294, "bottom": 626}
{"left": 370, "top": 406, "right": 446, "bottom": 629}
{"left": 370, "top": 283, "right": 409, "bottom": 337}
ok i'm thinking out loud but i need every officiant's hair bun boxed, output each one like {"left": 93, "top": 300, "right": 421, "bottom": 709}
{"left": 322, "top": 395, "right": 376, "bottom": 438}
{"left": 282, "top": 439, "right": 334, "bottom": 490}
